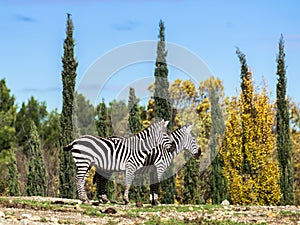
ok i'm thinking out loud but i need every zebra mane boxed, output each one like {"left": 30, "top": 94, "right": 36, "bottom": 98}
{"left": 133, "top": 120, "right": 163, "bottom": 138}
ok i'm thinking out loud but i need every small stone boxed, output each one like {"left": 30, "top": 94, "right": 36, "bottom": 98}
{"left": 136, "top": 201, "right": 143, "bottom": 207}
{"left": 50, "top": 216, "right": 58, "bottom": 222}
{"left": 188, "top": 206, "right": 194, "bottom": 211}
{"left": 21, "top": 219, "right": 29, "bottom": 224}
{"left": 221, "top": 199, "right": 230, "bottom": 206}
{"left": 0, "top": 211, "right": 5, "bottom": 217}
{"left": 21, "top": 214, "right": 32, "bottom": 219}
{"left": 75, "top": 204, "right": 81, "bottom": 210}
{"left": 103, "top": 207, "right": 117, "bottom": 214}
{"left": 31, "top": 215, "right": 41, "bottom": 221}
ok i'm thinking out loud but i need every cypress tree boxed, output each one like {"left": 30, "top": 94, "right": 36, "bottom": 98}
{"left": 128, "top": 87, "right": 147, "bottom": 202}
{"left": 26, "top": 121, "right": 48, "bottom": 196}
{"left": 59, "top": 13, "right": 78, "bottom": 199}
{"left": 236, "top": 48, "right": 253, "bottom": 179}
{"left": 276, "top": 35, "right": 294, "bottom": 205}
{"left": 95, "top": 99, "right": 115, "bottom": 200}
{"left": 183, "top": 155, "right": 199, "bottom": 204}
{"left": 128, "top": 87, "right": 142, "bottom": 134}
{"left": 8, "top": 149, "right": 20, "bottom": 196}
{"left": 209, "top": 81, "right": 227, "bottom": 204}
{"left": 154, "top": 20, "right": 174, "bottom": 204}
{"left": 96, "top": 99, "right": 111, "bottom": 137}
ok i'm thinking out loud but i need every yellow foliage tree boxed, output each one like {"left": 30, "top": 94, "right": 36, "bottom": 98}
{"left": 220, "top": 71, "right": 282, "bottom": 205}
{"left": 84, "top": 166, "right": 96, "bottom": 200}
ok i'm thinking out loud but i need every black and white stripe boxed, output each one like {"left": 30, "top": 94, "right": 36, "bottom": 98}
{"left": 63, "top": 120, "right": 173, "bottom": 204}
{"left": 94, "top": 125, "right": 200, "bottom": 205}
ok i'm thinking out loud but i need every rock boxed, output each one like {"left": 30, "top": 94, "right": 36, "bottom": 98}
{"left": 136, "top": 201, "right": 143, "bottom": 207}
{"left": 31, "top": 215, "right": 41, "bottom": 221}
{"left": 221, "top": 199, "right": 230, "bottom": 206}
{"left": 103, "top": 207, "right": 117, "bottom": 214}
{"left": 75, "top": 204, "right": 81, "bottom": 210}
{"left": 20, "top": 219, "right": 29, "bottom": 224}
{"left": 50, "top": 216, "right": 58, "bottom": 223}
{"left": 21, "top": 214, "right": 32, "bottom": 219}
{"left": 0, "top": 211, "right": 5, "bottom": 218}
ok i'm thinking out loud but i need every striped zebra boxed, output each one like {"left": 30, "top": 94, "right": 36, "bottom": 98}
{"left": 63, "top": 119, "right": 174, "bottom": 204}
{"left": 94, "top": 125, "right": 200, "bottom": 205}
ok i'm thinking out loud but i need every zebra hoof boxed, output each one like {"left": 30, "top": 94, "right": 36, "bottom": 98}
{"left": 82, "top": 199, "right": 90, "bottom": 204}
{"left": 99, "top": 195, "right": 110, "bottom": 204}
{"left": 151, "top": 199, "right": 160, "bottom": 206}
{"left": 123, "top": 198, "right": 130, "bottom": 205}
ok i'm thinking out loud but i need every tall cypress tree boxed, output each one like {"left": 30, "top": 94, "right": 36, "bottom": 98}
{"left": 95, "top": 99, "right": 115, "bottom": 200}
{"left": 59, "top": 13, "right": 78, "bottom": 199}
{"left": 26, "top": 121, "right": 48, "bottom": 196}
{"left": 209, "top": 81, "right": 227, "bottom": 204}
{"left": 96, "top": 99, "right": 111, "bottom": 137}
{"left": 128, "top": 87, "right": 147, "bottom": 202}
{"left": 236, "top": 48, "right": 253, "bottom": 179}
{"left": 154, "top": 20, "right": 174, "bottom": 204}
{"left": 128, "top": 87, "right": 142, "bottom": 134}
{"left": 276, "top": 35, "right": 294, "bottom": 205}
{"left": 8, "top": 149, "right": 20, "bottom": 196}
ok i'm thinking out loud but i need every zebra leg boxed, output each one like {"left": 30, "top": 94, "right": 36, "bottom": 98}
{"left": 75, "top": 175, "right": 89, "bottom": 203}
{"left": 94, "top": 172, "right": 112, "bottom": 204}
{"left": 150, "top": 167, "right": 160, "bottom": 206}
{"left": 123, "top": 166, "right": 135, "bottom": 205}
{"left": 74, "top": 163, "right": 91, "bottom": 203}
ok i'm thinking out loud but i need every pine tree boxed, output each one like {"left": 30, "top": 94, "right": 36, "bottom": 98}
{"left": 153, "top": 20, "right": 174, "bottom": 204}
{"left": 276, "top": 35, "right": 294, "bottom": 205}
{"left": 59, "top": 13, "right": 78, "bottom": 199}
{"left": 26, "top": 121, "right": 48, "bottom": 196}
{"left": 0, "top": 79, "right": 18, "bottom": 195}
{"left": 209, "top": 80, "right": 227, "bottom": 204}
{"left": 0, "top": 79, "right": 16, "bottom": 152}
{"left": 8, "top": 149, "right": 20, "bottom": 196}
{"left": 15, "top": 97, "right": 47, "bottom": 154}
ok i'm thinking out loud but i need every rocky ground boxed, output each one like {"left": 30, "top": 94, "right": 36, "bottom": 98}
{"left": 0, "top": 196, "right": 300, "bottom": 224}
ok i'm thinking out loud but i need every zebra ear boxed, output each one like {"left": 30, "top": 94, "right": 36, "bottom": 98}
{"left": 164, "top": 120, "right": 169, "bottom": 127}
{"left": 186, "top": 125, "right": 192, "bottom": 133}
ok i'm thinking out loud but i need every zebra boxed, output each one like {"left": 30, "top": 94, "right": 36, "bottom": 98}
{"left": 94, "top": 125, "right": 200, "bottom": 205}
{"left": 63, "top": 119, "right": 174, "bottom": 204}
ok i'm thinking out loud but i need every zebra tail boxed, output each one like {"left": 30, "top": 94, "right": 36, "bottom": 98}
{"left": 63, "top": 142, "right": 76, "bottom": 151}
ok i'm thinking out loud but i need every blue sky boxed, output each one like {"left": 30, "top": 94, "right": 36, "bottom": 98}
{"left": 1, "top": 0, "right": 300, "bottom": 111}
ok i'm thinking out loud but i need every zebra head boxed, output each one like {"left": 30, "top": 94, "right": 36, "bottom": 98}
{"left": 152, "top": 120, "right": 174, "bottom": 152}
{"left": 182, "top": 125, "right": 201, "bottom": 158}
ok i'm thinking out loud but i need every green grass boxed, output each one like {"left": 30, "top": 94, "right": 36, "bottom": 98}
{"left": 280, "top": 210, "right": 300, "bottom": 216}
{"left": 82, "top": 207, "right": 105, "bottom": 217}
{"left": 40, "top": 217, "right": 47, "bottom": 222}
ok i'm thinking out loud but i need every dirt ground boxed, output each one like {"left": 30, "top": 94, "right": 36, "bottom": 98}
{"left": 1, "top": 196, "right": 300, "bottom": 224}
